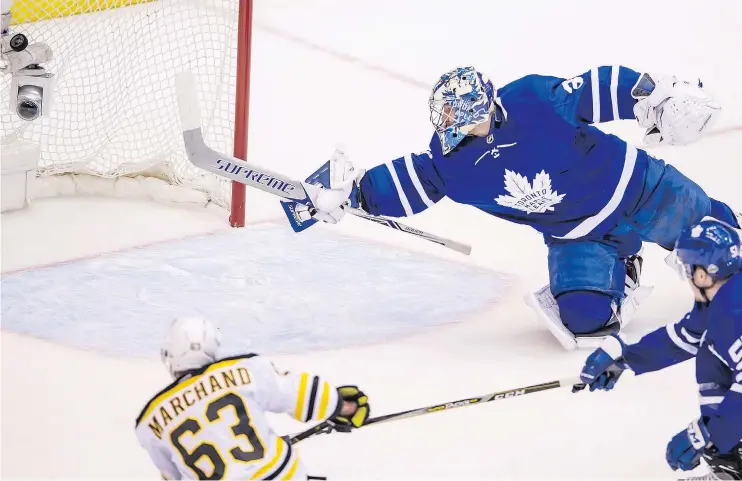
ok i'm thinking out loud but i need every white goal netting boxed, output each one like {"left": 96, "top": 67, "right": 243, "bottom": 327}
{"left": 1, "top": 0, "right": 243, "bottom": 208}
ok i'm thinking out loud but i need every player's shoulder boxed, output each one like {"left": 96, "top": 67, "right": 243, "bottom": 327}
{"left": 135, "top": 352, "right": 261, "bottom": 427}
{"left": 706, "top": 272, "right": 742, "bottom": 347}
{"left": 715, "top": 271, "right": 742, "bottom": 311}
{"left": 497, "top": 73, "right": 566, "bottom": 119}
{"left": 498, "top": 73, "right": 563, "bottom": 101}
{"left": 726, "top": 270, "right": 742, "bottom": 292}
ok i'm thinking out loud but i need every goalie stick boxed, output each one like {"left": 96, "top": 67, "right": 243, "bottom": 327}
{"left": 174, "top": 72, "right": 471, "bottom": 256}
{"left": 289, "top": 376, "right": 585, "bottom": 444}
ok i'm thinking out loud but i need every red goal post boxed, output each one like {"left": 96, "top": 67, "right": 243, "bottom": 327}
{"left": 1, "top": 0, "right": 252, "bottom": 226}
{"left": 230, "top": 0, "right": 251, "bottom": 227}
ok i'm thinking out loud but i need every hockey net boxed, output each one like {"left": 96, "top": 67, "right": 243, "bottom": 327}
{"left": 1, "top": 0, "right": 250, "bottom": 224}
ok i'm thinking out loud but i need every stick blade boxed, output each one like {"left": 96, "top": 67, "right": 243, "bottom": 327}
{"left": 175, "top": 71, "right": 202, "bottom": 132}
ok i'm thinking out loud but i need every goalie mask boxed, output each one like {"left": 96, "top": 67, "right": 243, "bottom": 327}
{"left": 429, "top": 66, "right": 496, "bottom": 155}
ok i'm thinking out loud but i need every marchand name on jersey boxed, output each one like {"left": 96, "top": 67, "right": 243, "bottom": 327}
{"left": 147, "top": 367, "right": 252, "bottom": 439}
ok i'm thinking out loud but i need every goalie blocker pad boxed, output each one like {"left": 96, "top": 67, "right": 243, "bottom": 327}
{"left": 281, "top": 201, "right": 319, "bottom": 233}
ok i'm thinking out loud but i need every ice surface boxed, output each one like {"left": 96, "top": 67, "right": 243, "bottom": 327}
{"left": 2, "top": 224, "right": 505, "bottom": 357}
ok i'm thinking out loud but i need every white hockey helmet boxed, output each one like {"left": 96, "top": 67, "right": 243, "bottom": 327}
{"left": 161, "top": 316, "right": 222, "bottom": 378}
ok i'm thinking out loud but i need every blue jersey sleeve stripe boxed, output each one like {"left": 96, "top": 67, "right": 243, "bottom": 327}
{"left": 590, "top": 67, "right": 600, "bottom": 123}
{"left": 699, "top": 382, "right": 722, "bottom": 391}
{"left": 566, "top": 66, "right": 642, "bottom": 124}
{"left": 390, "top": 158, "right": 428, "bottom": 214}
{"left": 384, "top": 161, "right": 413, "bottom": 216}
{"left": 666, "top": 323, "right": 699, "bottom": 355}
{"left": 359, "top": 164, "right": 411, "bottom": 217}
{"left": 357, "top": 146, "right": 446, "bottom": 218}
{"left": 681, "top": 327, "right": 701, "bottom": 344}
{"left": 701, "top": 385, "right": 731, "bottom": 398}
{"left": 731, "top": 383, "right": 742, "bottom": 394}
{"left": 700, "top": 395, "right": 725, "bottom": 405}
{"left": 597, "top": 66, "right": 613, "bottom": 122}
{"left": 610, "top": 65, "right": 620, "bottom": 122}
{"left": 404, "top": 154, "right": 436, "bottom": 208}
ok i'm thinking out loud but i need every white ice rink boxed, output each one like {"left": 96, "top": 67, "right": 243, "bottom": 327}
{"left": 2, "top": 0, "right": 742, "bottom": 478}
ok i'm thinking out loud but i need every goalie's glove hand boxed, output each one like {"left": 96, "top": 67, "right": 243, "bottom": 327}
{"left": 329, "top": 385, "right": 370, "bottom": 432}
{"left": 577, "top": 334, "right": 629, "bottom": 392}
{"left": 304, "top": 148, "right": 365, "bottom": 224}
{"left": 632, "top": 73, "right": 721, "bottom": 146}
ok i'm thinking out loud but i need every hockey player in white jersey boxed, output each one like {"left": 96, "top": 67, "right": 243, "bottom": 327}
{"left": 135, "top": 317, "right": 370, "bottom": 480}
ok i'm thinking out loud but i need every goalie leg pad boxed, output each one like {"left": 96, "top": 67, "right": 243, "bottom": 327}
{"left": 556, "top": 290, "right": 614, "bottom": 335}
{"left": 546, "top": 234, "right": 639, "bottom": 300}
{"left": 536, "top": 233, "right": 649, "bottom": 350}
{"left": 524, "top": 285, "right": 578, "bottom": 351}
{"left": 525, "top": 283, "right": 653, "bottom": 351}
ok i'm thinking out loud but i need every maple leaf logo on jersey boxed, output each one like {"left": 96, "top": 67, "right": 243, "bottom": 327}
{"left": 495, "top": 170, "right": 565, "bottom": 214}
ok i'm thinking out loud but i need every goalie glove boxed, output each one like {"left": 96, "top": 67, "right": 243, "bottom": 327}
{"left": 329, "top": 385, "right": 370, "bottom": 432}
{"left": 632, "top": 73, "right": 721, "bottom": 146}
{"left": 281, "top": 148, "right": 365, "bottom": 232}
{"left": 304, "top": 148, "right": 365, "bottom": 224}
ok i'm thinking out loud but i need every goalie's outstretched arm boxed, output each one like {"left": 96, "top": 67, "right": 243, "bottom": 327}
{"left": 176, "top": 71, "right": 471, "bottom": 255}
{"left": 304, "top": 145, "right": 447, "bottom": 225}
{"left": 543, "top": 65, "right": 720, "bottom": 145}
{"left": 359, "top": 150, "right": 447, "bottom": 218}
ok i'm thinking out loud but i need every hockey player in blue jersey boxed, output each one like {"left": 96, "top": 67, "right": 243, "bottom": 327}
{"left": 295, "top": 65, "right": 739, "bottom": 350}
{"left": 576, "top": 218, "right": 742, "bottom": 480}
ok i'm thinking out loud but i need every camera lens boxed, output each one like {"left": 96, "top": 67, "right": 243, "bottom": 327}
{"left": 16, "top": 85, "right": 43, "bottom": 121}
{"left": 10, "top": 33, "right": 29, "bottom": 52}
{"left": 17, "top": 100, "right": 40, "bottom": 121}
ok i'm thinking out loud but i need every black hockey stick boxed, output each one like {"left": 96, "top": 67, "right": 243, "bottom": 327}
{"left": 174, "top": 72, "right": 472, "bottom": 256}
{"left": 290, "top": 376, "right": 585, "bottom": 444}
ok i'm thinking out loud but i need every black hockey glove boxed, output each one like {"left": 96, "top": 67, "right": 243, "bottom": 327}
{"left": 330, "top": 385, "right": 370, "bottom": 432}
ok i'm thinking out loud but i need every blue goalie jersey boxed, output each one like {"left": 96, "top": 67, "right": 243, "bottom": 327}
{"left": 358, "top": 66, "right": 651, "bottom": 240}
{"left": 623, "top": 271, "right": 742, "bottom": 453}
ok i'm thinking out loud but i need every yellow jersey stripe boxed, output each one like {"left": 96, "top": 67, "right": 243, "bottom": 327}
{"left": 317, "top": 381, "right": 330, "bottom": 419}
{"left": 281, "top": 458, "right": 299, "bottom": 480}
{"left": 294, "top": 373, "right": 309, "bottom": 421}
{"left": 138, "top": 358, "right": 241, "bottom": 422}
{"left": 251, "top": 437, "right": 284, "bottom": 480}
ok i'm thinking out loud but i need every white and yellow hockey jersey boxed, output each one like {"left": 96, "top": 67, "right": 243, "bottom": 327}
{"left": 135, "top": 354, "right": 340, "bottom": 480}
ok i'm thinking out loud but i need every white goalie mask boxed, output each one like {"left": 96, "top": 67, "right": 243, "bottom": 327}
{"left": 161, "top": 316, "right": 222, "bottom": 378}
